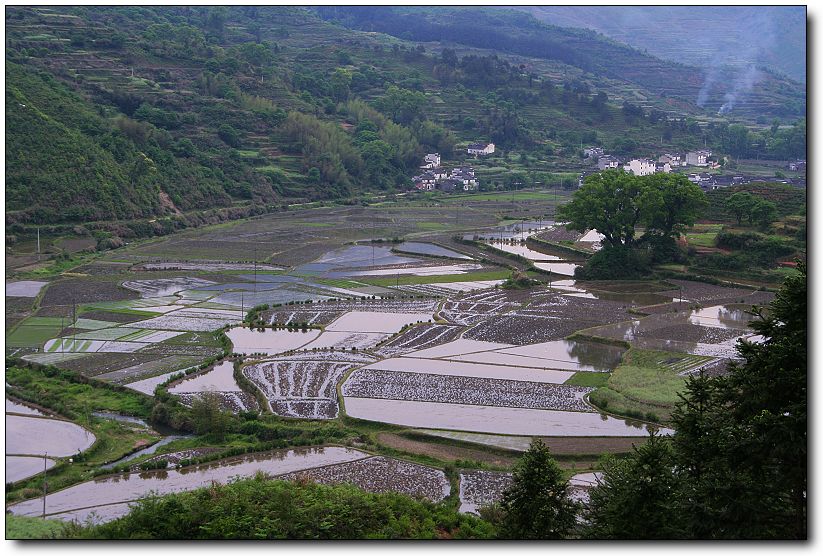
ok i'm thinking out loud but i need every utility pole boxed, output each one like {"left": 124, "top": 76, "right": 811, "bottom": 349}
{"left": 36, "top": 227, "right": 40, "bottom": 261}
{"left": 42, "top": 453, "right": 47, "bottom": 518}
{"left": 253, "top": 246, "right": 258, "bottom": 294}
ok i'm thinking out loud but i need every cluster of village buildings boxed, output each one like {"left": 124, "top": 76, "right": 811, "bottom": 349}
{"left": 409, "top": 141, "right": 804, "bottom": 194}
{"left": 579, "top": 146, "right": 805, "bottom": 191}
{"left": 412, "top": 142, "right": 494, "bottom": 192}
{"left": 583, "top": 146, "right": 716, "bottom": 176}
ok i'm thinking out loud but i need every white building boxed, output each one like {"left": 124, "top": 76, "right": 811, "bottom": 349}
{"left": 421, "top": 153, "right": 441, "bottom": 169}
{"left": 686, "top": 150, "right": 712, "bottom": 166}
{"left": 624, "top": 158, "right": 656, "bottom": 176}
{"left": 655, "top": 162, "right": 672, "bottom": 174}
{"left": 467, "top": 142, "right": 495, "bottom": 156}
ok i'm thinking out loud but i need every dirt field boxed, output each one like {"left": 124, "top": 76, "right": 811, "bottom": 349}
{"left": 376, "top": 432, "right": 518, "bottom": 467}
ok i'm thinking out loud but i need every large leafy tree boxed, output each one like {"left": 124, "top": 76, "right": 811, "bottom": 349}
{"left": 498, "top": 439, "right": 579, "bottom": 539}
{"left": 558, "top": 170, "right": 706, "bottom": 249}
{"left": 641, "top": 173, "right": 707, "bottom": 239}
{"left": 556, "top": 169, "right": 645, "bottom": 248}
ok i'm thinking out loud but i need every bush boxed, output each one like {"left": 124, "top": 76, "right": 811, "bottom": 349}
{"left": 575, "top": 247, "right": 651, "bottom": 280}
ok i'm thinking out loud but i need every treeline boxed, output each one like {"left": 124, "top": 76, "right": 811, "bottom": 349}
{"left": 66, "top": 477, "right": 495, "bottom": 539}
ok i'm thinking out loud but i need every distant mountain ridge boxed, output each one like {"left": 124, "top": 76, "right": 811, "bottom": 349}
{"left": 317, "top": 6, "right": 805, "bottom": 118}
{"left": 520, "top": 6, "right": 806, "bottom": 84}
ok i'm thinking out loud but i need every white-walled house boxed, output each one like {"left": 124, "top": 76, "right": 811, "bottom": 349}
{"left": 467, "top": 142, "right": 495, "bottom": 156}
{"left": 686, "top": 150, "right": 712, "bottom": 166}
{"left": 421, "top": 153, "right": 441, "bottom": 169}
{"left": 624, "top": 158, "right": 656, "bottom": 176}
{"left": 655, "top": 162, "right": 672, "bottom": 173}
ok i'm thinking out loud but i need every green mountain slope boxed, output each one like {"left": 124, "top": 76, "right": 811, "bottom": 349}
{"left": 4, "top": 6, "right": 806, "bottom": 227}
{"left": 315, "top": 6, "right": 805, "bottom": 119}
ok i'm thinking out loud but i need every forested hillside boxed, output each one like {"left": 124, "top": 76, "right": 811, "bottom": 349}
{"left": 316, "top": 6, "right": 806, "bottom": 118}
{"left": 5, "top": 6, "right": 806, "bottom": 226}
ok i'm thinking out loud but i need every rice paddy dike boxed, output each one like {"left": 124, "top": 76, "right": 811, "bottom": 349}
{"left": 5, "top": 198, "right": 774, "bottom": 522}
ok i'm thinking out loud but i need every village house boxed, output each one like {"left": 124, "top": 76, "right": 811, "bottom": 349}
{"left": 655, "top": 161, "right": 672, "bottom": 174}
{"left": 584, "top": 146, "right": 604, "bottom": 159}
{"left": 420, "top": 153, "right": 441, "bottom": 169}
{"left": 788, "top": 159, "right": 806, "bottom": 172}
{"left": 467, "top": 142, "right": 495, "bottom": 156}
{"left": 436, "top": 179, "right": 459, "bottom": 193}
{"left": 433, "top": 168, "right": 449, "bottom": 180}
{"left": 623, "top": 158, "right": 656, "bottom": 176}
{"left": 659, "top": 153, "right": 683, "bottom": 167}
{"left": 686, "top": 150, "right": 712, "bottom": 166}
{"left": 597, "top": 155, "right": 621, "bottom": 170}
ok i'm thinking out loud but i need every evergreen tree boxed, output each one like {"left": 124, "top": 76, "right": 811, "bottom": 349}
{"left": 671, "top": 262, "right": 806, "bottom": 539}
{"left": 583, "top": 434, "right": 681, "bottom": 539}
{"left": 499, "top": 439, "right": 579, "bottom": 539}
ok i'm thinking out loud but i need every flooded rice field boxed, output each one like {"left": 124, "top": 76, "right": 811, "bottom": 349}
{"left": 342, "top": 369, "right": 594, "bottom": 412}
{"left": 6, "top": 456, "right": 57, "bottom": 484}
{"left": 533, "top": 262, "right": 580, "bottom": 276}
{"left": 168, "top": 361, "right": 242, "bottom": 393}
{"left": 325, "top": 311, "right": 434, "bottom": 333}
{"left": 484, "top": 241, "right": 565, "bottom": 261}
{"left": 6, "top": 280, "right": 48, "bottom": 297}
{"left": 459, "top": 470, "right": 513, "bottom": 514}
{"left": 396, "top": 242, "right": 472, "bottom": 260}
{"left": 363, "top": 358, "right": 575, "bottom": 384}
{"left": 242, "top": 358, "right": 356, "bottom": 418}
{"left": 6, "top": 414, "right": 96, "bottom": 457}
{"left": 226, "top": 327, "right": 321, "bottom": 355}
{"left": 6, "top": 398, "right": 47, "bottom": 416}
{"left": 343, "top": 398, "right": 668, "bottom": 436}
{"left": 280, "top": 455, "right": 450, "bottom": 502}
{"left": 8, "top": 447, "right": 369, "bottom": 522}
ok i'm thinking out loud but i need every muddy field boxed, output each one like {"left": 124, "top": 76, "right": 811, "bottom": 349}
{"left": 375, "top": 433, "right": 517, "bottom": 467}
{"left": 40, "top": 278, "right": 138, "bottom": 306}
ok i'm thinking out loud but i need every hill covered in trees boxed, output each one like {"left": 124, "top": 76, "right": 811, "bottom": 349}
{"left": 5, "top": 6, "right": 806, "bottom": 226}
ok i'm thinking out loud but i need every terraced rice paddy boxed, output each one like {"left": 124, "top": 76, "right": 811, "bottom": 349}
{"left": 343, "top": 398, "right": 667, "bottom": 436}
{"left": 395, "top": 242, "right": 472, "bottom": 260}
{"left": 7, "top": 447, "right": 370, "bottom": 524}
{"left": 242, "top": 358, "right": 355, "bottom": 418}
{"left": 6, "top": 280, "right": 48, "bottom": 297}
{"left": 280, "top": 455, "right": 451, "bottom": 502}
{"left": 459, "top": 470, "right": 513, "bottom": 514}
{"left": 343, "top": 369, "right": 594, "bottom": 412}
{"left": 226, "top": 327, "right": 321, "bottom": 355}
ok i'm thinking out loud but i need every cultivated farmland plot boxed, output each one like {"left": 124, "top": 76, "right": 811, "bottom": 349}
{"left": 122, "top": 277, "right": 218, "bottom": 297}
{"left": 5, "top": 280, "right": 48, "bottom": 297}
{"left": 459, "top": 470, "right": 514, "bottom": 514}
{"left": 242, "top": 359, "right": 355, "bottom": 418}
{"left": 342, "top": 369, "right": 594, "bottom": 412}
{"left": 7, "top": 447, "right": 370, "bottom": 523}
{"left": 279, "top": 455, "right": 451, "bottom": 502}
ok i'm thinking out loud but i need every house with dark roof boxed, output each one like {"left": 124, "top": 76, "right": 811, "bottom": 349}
{"left": 467, "top": 142, "right": 495, "bottom": 156}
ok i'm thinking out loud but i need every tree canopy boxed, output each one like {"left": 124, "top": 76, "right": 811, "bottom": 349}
{"left": 557, "top": 170, "right": 707, "bottom": 249}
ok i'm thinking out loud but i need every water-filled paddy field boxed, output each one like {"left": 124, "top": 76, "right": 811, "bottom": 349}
{"left": 6, "top": 201, "right": 777, "bottom": 521}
